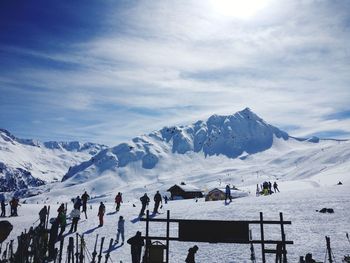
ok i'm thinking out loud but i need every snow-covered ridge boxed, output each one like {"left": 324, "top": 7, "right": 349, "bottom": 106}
{"left": 62, "top": 108, "right": 290, "bottom": 181}
{"left": 0, "top": 129, "right": 107, "bottom": 192}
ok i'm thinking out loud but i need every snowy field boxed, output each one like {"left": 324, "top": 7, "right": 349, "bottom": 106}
{"left": 3, "top": 182, "right": 350, "bottom": 263}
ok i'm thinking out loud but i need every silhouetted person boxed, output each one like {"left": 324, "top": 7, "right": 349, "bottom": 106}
{"left": 115, "top": 215, "right": 125, "bottom": 245}
{"left": 268, "top": 181, "right": 272, "bottom": 194}
{"left": 262, "top": 182, "right": 269, "bottom": 195}
{"left": 305, "top": 253, "right": 316, "bottom": 263}
{"left": 139, "top": 194, "right": 150, "bottom": 217}
{"left": 48, "top": 218, "right": 59, "bottom": 260}
{"left": 163, "top": 195, "right": 168, "bottom": 204}
{"left": 69, "top": 208, "right": 80, "bottom": 233}
{"left": 81, "top": 191, "right": 90, "bottom": 219}
{"left": 115, "top": 192, "right": 123, "bottom": 212}
{"left": 1, "top": 200, "right": 7, "bottom": 217}
{"left": 127, "top": 231, "right": 144, "bottom": 263}
{"left": 98, "top": 202, "right": 105, "bottom": 227}
{"left": 38, "top": 205, "right": 48, "bottom": 228}
{"left": 153, "top": 191, "right": 162, "bottom": 214}
{"left": 185, "top": 245, "right": 199, "bottom": 263}
{"left": 225, "top": 185, "right": 232, "bottom": 202}
{"left": 273, "top": 181, "right": 280, "bottom": 192}
{"left": 57, "top": 204, "right": 67, "bottom": 238}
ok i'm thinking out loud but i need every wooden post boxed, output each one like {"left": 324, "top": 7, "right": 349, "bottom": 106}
{"left": 166, "top": 210, "right": 170, "bottom": 263}
{"left": 260, "top": 212, "right": 266, "bottom": 263}
{"left": 279, "top": 213, "right": 287, "bottom": 263}
{"left": 67, "top": 237, "right": 74, "bottom": 263}
{"left": 326, "top": 236, "right": 333, "bottom": 263}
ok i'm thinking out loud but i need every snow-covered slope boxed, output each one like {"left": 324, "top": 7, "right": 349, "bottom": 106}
{"left": 0, "top": 129, "right": 107, "bottom": 192}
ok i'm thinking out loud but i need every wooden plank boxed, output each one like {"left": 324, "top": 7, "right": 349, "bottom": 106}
{"left": 140, "top": 218, "right": 291, "bottom": 225}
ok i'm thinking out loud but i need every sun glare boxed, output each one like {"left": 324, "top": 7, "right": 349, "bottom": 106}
{"left": 210, "top": 0, "right": 271, "bottom": 19}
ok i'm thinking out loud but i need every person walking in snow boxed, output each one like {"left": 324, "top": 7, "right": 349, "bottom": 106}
{"left": 1, "top": 200, "right": 7, "bottom": 217}
{"left": 38, "top": 205, "right": 48, "bottom": 228}
{"left": 127, "top": 231, "right": 144, "bottom": 263}
{"left": 81, "top": 191, "right": 90, "bottom": 219}
{"left": 153, "top": 191, "right": 162, "bottom": 214}
{"left": 115, "top": 192, "right": 123, "bottom": 212}
{"left": 9, "top": 197, "right": 20, "bottom": 216}
{"left": 69, "top": 208, "right": 80, "bottom": 233}
{"left": 163, "top": 195, "right": 168, "bottom": 204}
{"left": 185, "top": 245, "right": 199, "bottom": 263}
{"left": 115, "top": 215, "right": 125, "bottom": 245}
{"left": 225, "top": 185, "right": 232, "bottom": 202}
{"left": 139, "top": 193, "right": 150, "bottom": 217}
{"left": 268, "top": 182, "right": 272, "bottom": 194}
{"left": 273, "top": 181, "right": 280, "bottom": 193}
{"left": 98, "top": 202, "right": 105, "bottom": 227}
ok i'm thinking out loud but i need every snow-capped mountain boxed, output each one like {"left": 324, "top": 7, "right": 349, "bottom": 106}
{"left": 60, "top": 108, "right": 349, "bottom": 193}
{"left": 0, "top": 129, "right": 107, "bottom": 192}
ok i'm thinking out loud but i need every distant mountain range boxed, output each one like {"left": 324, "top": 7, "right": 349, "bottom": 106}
{"left": 1, "top": 108, "right": 349, "bottom": 200}
{"left": 0, "top": 128, "right": 107, "bottom": 193}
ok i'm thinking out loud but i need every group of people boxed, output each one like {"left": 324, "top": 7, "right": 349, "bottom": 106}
{"left": 139, "top": 191, "right": 163, "bottom": 217}
{"left": 256, "top": 181, "right": 280, "bottom": 196}
{"left": 1, "top": 197, "right": 21, "bottom": 217}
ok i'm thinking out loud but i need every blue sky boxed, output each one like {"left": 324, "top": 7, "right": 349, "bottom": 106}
{"left": 1, "top": 0, "right": 350, "bottom": 145}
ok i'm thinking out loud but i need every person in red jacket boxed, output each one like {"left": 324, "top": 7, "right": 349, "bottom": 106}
{"left": 115, "top": 192, "right": 123, "bottom": 212}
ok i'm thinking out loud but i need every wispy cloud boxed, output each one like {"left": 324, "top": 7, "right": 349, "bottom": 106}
{"left": 1, "top": 0, "right": 350, "bottom": 145}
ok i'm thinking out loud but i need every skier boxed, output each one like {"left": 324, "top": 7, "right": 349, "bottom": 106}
{"left": 262, "top": 182, "right": 269, "bottom": 195}
{"left": 1, "top": 200, "right": 7, "bottom": 217}
{"left": 98, "top": 202, "right": 105, "bottom": 227}
{"left": 153, "top": 191, "right": 162, "bottom": 214}
{"left": 81, "top": 191, "right": 90, "bottom": 219}
{"left": 38, "top": 205, "right": 48, "bottom": 228}
{"left": 115, "top": 192, "right": 123, "bottom": 212}
{"left": 225, "top": 185, "right": 232, "bottom": 202}
{"left": 115, "top": 215, "right": 125, "bottom": 245}
{"left": 73, "top": 196, "right": 82, "bottom": 210}
{"left": 273, "top": 181, "right": 280, "bottom": 193}
{"left": 69, "top": 208, "right": 80, "bottom": 233}
{"left": 185, "top": 245, "right": 199, "bottom": 263}
{"left": 57, "top": 204, "right": 67, "bottom": 238}
{"left": 139, "top": 193, "right": 150, "bottom": 217}
{"left": 127, "top": 231, "right": 144, "bottom": 263}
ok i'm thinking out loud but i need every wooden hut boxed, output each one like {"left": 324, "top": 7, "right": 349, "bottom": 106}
{"left": 167, "top": 184, "right": 203, "bottom": 199}
{"left": 205, "top": 187, "right": 248, "bottom": 201}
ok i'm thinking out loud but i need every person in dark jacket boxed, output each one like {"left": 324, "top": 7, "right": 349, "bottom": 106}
{"left": 139, "top": 194, "right": 150, "bottom": 217}
{"left": 153, "top": 191, "right": 162, "bottom": 214}
{"left": 98, "top": 202, "right": 105, "bottom": 227}
{"left": 225, "top": 185, "right": 232, "bottom": 202}
{"left": 81, "top": 191, "right": 90, "bottom": 219}
{"left": 48, "top": 218, "right": 59, "bottom": 260}
{"left": 185, "top": 245, "right": 198, "bottom": 263}
{"left": 57, "top": 204, "right": 67, "bottom": 238}
{"left": 1, "top": 200, "right": 7, "bottom": 217}
{"left": 127, "top": 231, "right": 144, "bottom": 263}
{"left": 73, "top": 196, "right": 82, "bottom": 210}
{"left": 273, "top": 181, "right": 280, "bottom": 193}
{"left": 38, "top": 205, "right": 48, "bottom": 228}
{"left": 115, "top": 192, "right": 123, "bottom": 212}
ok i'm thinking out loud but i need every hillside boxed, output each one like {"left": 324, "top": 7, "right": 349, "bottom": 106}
{"left": 0, "top": 129, "right": 107, "bottom": 193}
